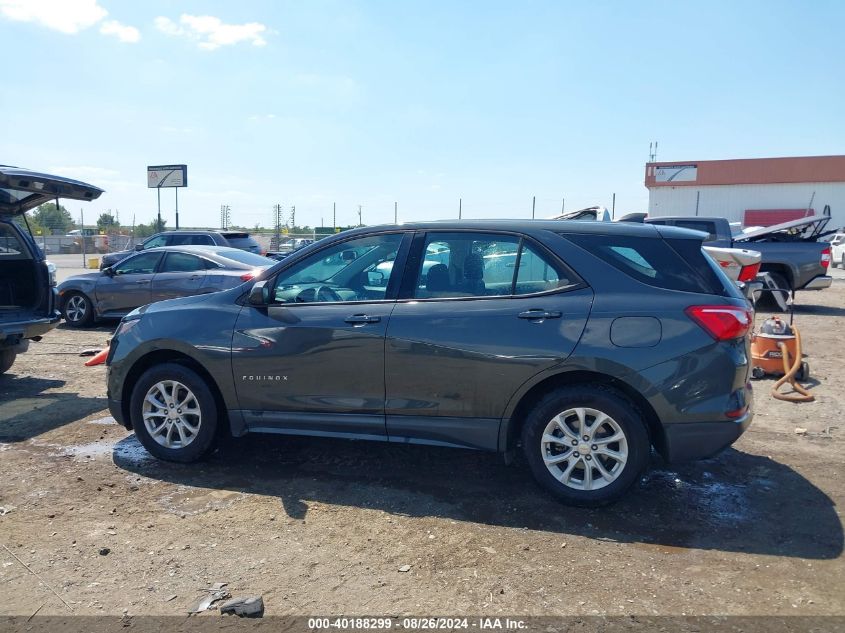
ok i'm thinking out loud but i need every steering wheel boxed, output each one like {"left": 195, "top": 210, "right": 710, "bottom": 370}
{"left": 295, "top": 285, "right": 343, "bottom": 303}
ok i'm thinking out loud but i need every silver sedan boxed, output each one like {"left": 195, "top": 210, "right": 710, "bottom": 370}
{"left": 58, "top": 246, "right": 275, "bottom": 327}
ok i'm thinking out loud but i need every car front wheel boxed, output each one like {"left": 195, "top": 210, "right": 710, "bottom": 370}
{"left": 522, "top": 385, "right": 650, "bottom": 506}
{"left": 129, "top": 363, "right": 219, "bottom": 462}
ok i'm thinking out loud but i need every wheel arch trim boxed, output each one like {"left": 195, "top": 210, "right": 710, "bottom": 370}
{"left": 498, "top": 366, "right": 665, "bottom": 456}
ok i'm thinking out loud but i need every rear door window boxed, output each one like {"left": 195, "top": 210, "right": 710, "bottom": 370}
{"left": 161, "top": 252, "right": 206, "bottom": 272}
{"left": 514, "top": 243, "right": 565, "bottom": 295}
{"left": 411, "top": 233, "right": 574, "bottom": 299}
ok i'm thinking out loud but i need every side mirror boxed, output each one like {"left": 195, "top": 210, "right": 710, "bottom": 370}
{"left": 134, "top": 244, "right": 143, "bottom": 251}
{"left": 367, "top": 270, "right": 385, "bottom": 286}
{"left": 103, "top": 266, "right": 115, "bottom": 277}
{"left": 248, "top": 280, "right": 270, "bottom": 306}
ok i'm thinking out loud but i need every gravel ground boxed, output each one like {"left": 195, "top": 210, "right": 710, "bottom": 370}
{"left": 0, "top": 282, "right": 843, "bottom": 618}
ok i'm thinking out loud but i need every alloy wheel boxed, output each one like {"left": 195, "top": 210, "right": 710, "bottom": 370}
{"left": 65, "top": 295, "right": 88, "bottom": 322}
{"left": 540, "top": 407, "right": 628, "bottom": 491}
{"left": 142, "top": 380, "right": 202, "bottom": 449}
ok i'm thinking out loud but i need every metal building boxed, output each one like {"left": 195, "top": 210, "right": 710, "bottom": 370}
{"left": 645, "top": 155, "right": 845, "bottom": 230}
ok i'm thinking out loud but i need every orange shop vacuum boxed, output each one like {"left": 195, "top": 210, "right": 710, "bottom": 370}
{"left": 750, "top": 308, "right": 814, "bottom": 403}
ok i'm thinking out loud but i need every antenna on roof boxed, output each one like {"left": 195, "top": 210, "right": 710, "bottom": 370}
{"left": 649, "top": 141, "right": 658, "bottom": 162}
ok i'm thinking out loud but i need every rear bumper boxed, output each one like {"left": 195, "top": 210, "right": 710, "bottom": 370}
{"left": 662, "top": 408, "right": 753, "bottom": 462}
{"left": 802, "top": 275, "right": 833, "bottom": 290}
{"left": 0, "top": 312, "right": 61, "bottom": 348}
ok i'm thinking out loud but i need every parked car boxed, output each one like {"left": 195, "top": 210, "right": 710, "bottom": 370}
{"left": 830, "top": 232, "right": 845, "bottom": 268}
{"left": 100, "top": 230, "right": 262, "bottom": 270}
{"left": 0, "top": 165, "right": 103, "bottom": 373}
{"left": 701, "top": 245, "right": 762, "bottom": 301}
{"left": 642, "top": 213, "right": 833, "bottom": 296}
{"left": 267, "top": 237, "right": 316, "bottom": 261}
{"left": 62, "top": 228, "right": 108, "bottom": 254}
{"left": 106, "top": 220, "right": 753, "bottom": 506}
{"left": 59, "top": 246, "right": 275, "bottom": 327}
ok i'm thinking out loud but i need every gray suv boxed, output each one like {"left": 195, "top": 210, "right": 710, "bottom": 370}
{"left": 106, "top": 220, "right": 754, "bottom": 505}
{"left": 101, "top": 230, "right": 261, "bottom": 269}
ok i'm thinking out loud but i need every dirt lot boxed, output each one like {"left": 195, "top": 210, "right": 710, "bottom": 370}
{"left": 1, "top": 285, "right": 843, "bottom": 619}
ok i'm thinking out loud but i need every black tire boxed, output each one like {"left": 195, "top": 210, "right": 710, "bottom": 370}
{"left": 521, "top": 385, "right": 650, "bottom": 507}
{"left": 130, "top": 363, "right": 219, "bottom": 462}
{"left": 0, "top": 350, "right": 16, "bottom": 375}
{"left": 761, "top": 272, "right": 790, "bottom": 312}
{"left": 61, "top": 291, "right": 95, "bottom": 328}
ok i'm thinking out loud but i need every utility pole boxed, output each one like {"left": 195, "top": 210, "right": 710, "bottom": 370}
{"left": 611, "top": 193, "right": 616, "bottom": 219}
{"left": 561, "top": 198, "right": 565, "bottom": 214}
{"left": 394, "top": 201, "right": 398, "bottom": 224}
{"left": 532, "top": 196, "right": 536, "bottom": 219}
{"left": 333, "top": 202, "right": 336, "bottom": 231}
{"left": 458, "top": 198, "right": 462, "bottom": 219}
{"left": 273, "top": 203, "right": 283, "bottom": 248}
{"left": 357, "top": 205, "right": 362, "bottom": 226}
{"left": 290, "top": 205, "right": 296, "bottom": 232}
{"left": 220, "top": 204, "right": 230, "bottom": 229}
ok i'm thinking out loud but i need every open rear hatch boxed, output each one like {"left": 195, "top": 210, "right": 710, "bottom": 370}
{"left": 0, "top": 165, "right": 104, "bottom": 216}
{"left": 0, "top": 166, "right": 103, "bottom": 316}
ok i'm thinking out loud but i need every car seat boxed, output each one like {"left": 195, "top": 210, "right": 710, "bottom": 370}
{"left": 461, "top": 253, "right": 486, "bottom": 295}
{"left": 426, "top": 264, "right": 451, "bottom": 294}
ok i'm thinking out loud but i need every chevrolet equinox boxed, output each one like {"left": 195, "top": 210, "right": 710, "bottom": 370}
{"left": 107, "top": 220, "right": 753, "bottom": 505}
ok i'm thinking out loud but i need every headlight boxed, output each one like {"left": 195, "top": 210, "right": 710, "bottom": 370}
{"left": 115, "top": 318, "right": 140, "bottom": 337}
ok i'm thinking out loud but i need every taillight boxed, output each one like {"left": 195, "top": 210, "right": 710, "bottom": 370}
{"left": 737, "top": 262, "right": 761, "bottom": 282}
{"left": 240, "top": 271, "right": 256, "bottom": 282}
{"left": 685, "top": 305, "right": 752, "bottom": 341}
{"left": 821, "top": 247, "right": 831, "bottom": 269}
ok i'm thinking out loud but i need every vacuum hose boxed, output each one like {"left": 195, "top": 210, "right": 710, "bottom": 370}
{"left": 771, "top": 325, "right": 814, "bottom": 403}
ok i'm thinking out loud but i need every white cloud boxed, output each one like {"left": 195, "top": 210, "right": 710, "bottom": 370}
{"left": 155, "top": 14, "right": 268, "bottom": 50}
{"left": 0, "top": 0, "right": 106, "bottom": 33}
{"left": 0, "top": 0, "right": 140, "bottom": 43}
{"left": 99, "top": 19, "right": 140, "bottom": 43}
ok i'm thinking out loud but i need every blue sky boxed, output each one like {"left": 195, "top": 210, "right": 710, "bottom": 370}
{"left": 2, "top": 0, "right": 843, "bottom": 229}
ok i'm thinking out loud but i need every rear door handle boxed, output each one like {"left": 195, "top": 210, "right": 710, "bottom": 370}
{"left": 518, "top": 309, "right": 562, "bottom": 320}
{"left": 135, "top": 280, "right": 150, "bottom": 285}
{"left": 345, "top": 314, "right": 381, "bottom": 325}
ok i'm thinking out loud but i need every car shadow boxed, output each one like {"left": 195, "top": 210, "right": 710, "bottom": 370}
{"left": 57, "top": 321, "right": 117, "bottom": 333}
{"left": 791, "top": 303, "right": 845, "bottom": 318}
{"left": 113, "top": 435, "right": 842, "bottom": 560}
{"left": 0, "top": 375, "right": 107, "bottom": 442}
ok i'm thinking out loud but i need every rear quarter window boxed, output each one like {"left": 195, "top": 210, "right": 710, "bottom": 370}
{"left": 562, "top": 233, "right": 734, "bottom": 297}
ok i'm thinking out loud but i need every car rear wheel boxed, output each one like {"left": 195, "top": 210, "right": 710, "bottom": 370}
{"left": 0, "top": 349, "right": 16, "bottom": 375}
{"left": 130, "top": 363, "right": 218, "bottom": 462}
{"left": 62, "top": 292, "right": 95, "bottom": 327}
{"left": 521, "top": 385, "right": 650, "bottom": 506}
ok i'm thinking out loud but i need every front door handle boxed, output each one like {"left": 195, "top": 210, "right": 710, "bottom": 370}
{"left": 135, "top": 280, "right": 151, "bottom": 285}
{"left": 518, "top": 309, "right": 562, "bottom": 320}
{"left": 345, "top": 314, "right": 381, "bottom": 325}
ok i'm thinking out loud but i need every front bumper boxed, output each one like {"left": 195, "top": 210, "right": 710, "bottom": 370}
{"left": 662, "top": 407, "right": 753, "bottom": 462}
{"left": 802, "top": 275, "right": 833, "bottom": 290}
